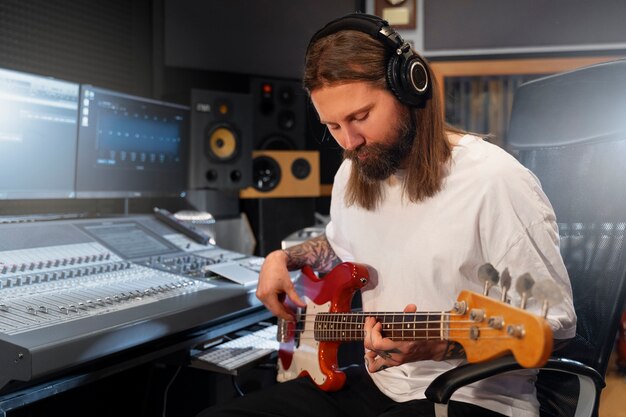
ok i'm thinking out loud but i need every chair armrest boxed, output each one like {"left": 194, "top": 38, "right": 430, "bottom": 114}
{"left": 424, "top": 356, "right": 605, "bottom": 405}
{"left": 424, "top": 356, "right": 523, "bottom": 404}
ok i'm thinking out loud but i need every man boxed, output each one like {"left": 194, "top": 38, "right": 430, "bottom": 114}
{"left": 199, "top": 13, "right": 576, "bottom": 417}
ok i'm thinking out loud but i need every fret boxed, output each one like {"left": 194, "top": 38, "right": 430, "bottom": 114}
{"left": 355, "top": 312, "right": 364, "bottom": 341}
{"left": 326, "top": 313, "right": 331, "bottom": 339}
{"left": 428, "top": 312, "right": 441, "bottom": 339}
{"left": 402, "top": 313, "right": 406, "bottom": 340}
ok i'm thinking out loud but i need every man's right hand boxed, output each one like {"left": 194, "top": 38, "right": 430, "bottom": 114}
{"left": 255, "top": 249, "right": 306, "bottom": 321}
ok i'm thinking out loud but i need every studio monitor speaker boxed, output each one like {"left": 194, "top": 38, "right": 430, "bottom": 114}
{"left": 189, "top": 89, "right": 253, "bottom": 190}
{"left": 240, "top": 150, "right": 320, "bottom": 199}
{"left": 251, "top": 77, "right": 307, "bottom": 150}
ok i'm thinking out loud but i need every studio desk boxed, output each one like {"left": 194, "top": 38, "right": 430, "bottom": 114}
{"left": 0, "top": 214, "right": 271, "bottom": 415}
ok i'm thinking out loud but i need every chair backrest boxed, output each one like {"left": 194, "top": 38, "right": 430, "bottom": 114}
{"left": 506, "top": 59, "right": 626, "bottom": 408}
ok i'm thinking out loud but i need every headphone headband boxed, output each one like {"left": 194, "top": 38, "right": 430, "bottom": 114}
{"left": 309, "top": 14, "right": 401, "bottom": 51}
{"left": 307, "top": 13, "right": 431, "bottom": 107}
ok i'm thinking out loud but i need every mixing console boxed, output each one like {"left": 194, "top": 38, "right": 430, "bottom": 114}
{"left": 0, "top": 214, "right": 266, "bottom": 394}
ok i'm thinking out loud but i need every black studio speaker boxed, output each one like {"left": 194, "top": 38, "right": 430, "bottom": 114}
{"left": 251, "top": 77, "right": 307, "bottom": 150}
{"left": 189, "top": 90, "right": 253, "bottom": 190}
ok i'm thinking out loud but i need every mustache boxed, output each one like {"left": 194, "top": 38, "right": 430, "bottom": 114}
{"left": 343, "top": 142, "right": 389, "bottom": 161}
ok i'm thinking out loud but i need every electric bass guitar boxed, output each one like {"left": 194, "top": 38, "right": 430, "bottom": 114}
{"left": 276, "top": 262, "right": 553, "bottom": 391}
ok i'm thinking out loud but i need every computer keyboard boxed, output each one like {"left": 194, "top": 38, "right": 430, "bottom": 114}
{"left": 191, "top": 324, "right": 279, "bottom": 375}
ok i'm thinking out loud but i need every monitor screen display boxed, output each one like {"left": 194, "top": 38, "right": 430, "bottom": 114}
{"left": 0, "top": 67, "right": 79, "bottom": 199}
{"left": 76, "top": 85, "right": 189, "bottom": 198}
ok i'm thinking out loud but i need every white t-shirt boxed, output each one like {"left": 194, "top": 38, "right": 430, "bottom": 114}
{"left": 325, "top": 134, "right": 576, "bottom": 417}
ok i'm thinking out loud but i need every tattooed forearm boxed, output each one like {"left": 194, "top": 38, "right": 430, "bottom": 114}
{"left": 283, "top": 234, "right": 340, "bottom": 273}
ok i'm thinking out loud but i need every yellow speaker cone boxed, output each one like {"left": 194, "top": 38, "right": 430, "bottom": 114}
{"left": 207, "top": 126, "right": 238, "bottom": 160}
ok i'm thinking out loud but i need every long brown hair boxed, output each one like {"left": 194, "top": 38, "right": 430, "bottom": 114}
{"left": 304, "top": 30, "right": 457, "bottom": 210}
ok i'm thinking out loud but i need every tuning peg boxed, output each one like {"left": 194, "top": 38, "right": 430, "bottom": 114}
{"left": 499, "top": 267, "right": 512, "bottom": 303}
{"left": 515, "top": 272, "right": 535, "bottom": 309}
{"left": 532, "top": 280, "right": 564, "bottom": 318}
{"left": 478, "top": 263, "right": 499, "bottom": 296}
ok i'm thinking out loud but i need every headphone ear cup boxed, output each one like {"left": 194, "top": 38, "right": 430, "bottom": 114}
{"left": 385, "top": 54, "right": 407, "bottom": 104}
{"left": 386, "top": 53, "right": 430, "bottom": 107}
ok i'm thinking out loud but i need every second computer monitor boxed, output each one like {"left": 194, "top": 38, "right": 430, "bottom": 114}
{"left": 76, "top": 85, "right": 189, "bottom": 198}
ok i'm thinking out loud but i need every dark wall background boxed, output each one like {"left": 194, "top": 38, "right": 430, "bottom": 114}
{"left": 423, "top": 0, "right": 626, "bottom": 52}
{"left": 162, "top": 0, "right": 364, "bottom": 80}
{"left": 0, "top": 0, "right": 153, "bottom": 97}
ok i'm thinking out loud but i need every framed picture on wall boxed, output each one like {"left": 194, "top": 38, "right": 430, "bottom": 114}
{"left": 374, "top": 0, "right": 416, "bottom": 29}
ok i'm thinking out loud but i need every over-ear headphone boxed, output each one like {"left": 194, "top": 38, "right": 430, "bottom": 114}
{"left": 307, "top": 13, "right": 431, "bottom": 107}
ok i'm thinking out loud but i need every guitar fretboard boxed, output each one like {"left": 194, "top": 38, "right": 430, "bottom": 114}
{"left": 313, "top": 312, "right": 447, "bottom": 341}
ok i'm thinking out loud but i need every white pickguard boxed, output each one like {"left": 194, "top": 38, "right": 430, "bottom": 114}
{"left": 277, "top": 297, "right": 331, "bottom": 385}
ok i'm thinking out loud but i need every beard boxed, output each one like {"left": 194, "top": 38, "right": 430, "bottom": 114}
{"left": 343, "top": 113, "right": 416, "bottom": 183}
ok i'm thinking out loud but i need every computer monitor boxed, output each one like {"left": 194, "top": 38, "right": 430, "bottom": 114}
{"left": 0, "top": 67, "right": 79, "bottom": 199}
{"left": 76, "top": 85, "right": 189, "bottom": 198}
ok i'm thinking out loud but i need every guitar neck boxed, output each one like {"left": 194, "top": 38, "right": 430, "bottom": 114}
{"left": 313, "top": 311, "right": 447, "bottom": 342}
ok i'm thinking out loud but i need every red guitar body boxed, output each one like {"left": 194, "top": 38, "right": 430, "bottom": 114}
{"left": 277, "top": 262, "right": 369, "bottom": 391}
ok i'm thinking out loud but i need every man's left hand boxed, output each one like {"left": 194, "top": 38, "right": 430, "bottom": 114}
{"left": 363, "top": 304, "right": 450, "bottom": 373}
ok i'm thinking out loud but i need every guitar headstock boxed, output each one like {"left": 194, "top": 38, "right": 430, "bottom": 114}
{"left": 449, "top": 266, "right": 555, "bottom": 368}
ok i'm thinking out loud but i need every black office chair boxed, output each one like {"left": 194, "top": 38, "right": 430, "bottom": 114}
{"left": 425, "top": 59, "right": 626, "bottom": 417}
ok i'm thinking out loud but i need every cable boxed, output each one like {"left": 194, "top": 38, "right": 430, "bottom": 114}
{"left": 231, "top": 374, "right": 245, "bottom": 397}
{"left": 162, "top": 366, "right": 182, "bottom": 417}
